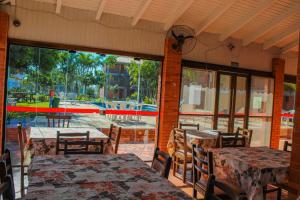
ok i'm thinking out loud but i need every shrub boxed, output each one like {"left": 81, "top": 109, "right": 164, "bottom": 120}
{"left": 86, "top": 88, "right": 95, "bottom": 98}
{"left": 143, "top": 96, "right": 154, "bottom": 104}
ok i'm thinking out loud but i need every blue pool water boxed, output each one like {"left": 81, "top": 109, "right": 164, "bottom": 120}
{"left": 93, "top": 102, "right": 157, "bottom": 111}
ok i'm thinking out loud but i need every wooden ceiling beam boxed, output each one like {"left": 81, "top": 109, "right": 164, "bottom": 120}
{"left": 55, "top": 0, "right": 62, "bottom": 14}
{"left": 281, "top": 39, "right": 299, "bottom": 54}
{"left": 195, "top": 0, "right": 236, "bottom": 36}
{"left": 96, "top": 0, "right": 107, "bottom": 21}
{"left": 243, "top": 3, "right": 300, "bottom": 46}
{"left": 163, "top": 0, "right": 194, "bottom": 31}
{"left": 219, "top": 0, "right": 276, "bottom": 41}
{"left": 263, "top": 26, "right": 300, "bottom": 50}
{"left": 131, "top": 0, "right": 152, "bottom": 26}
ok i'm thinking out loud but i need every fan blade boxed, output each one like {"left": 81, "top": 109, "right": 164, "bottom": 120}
{"left": 171, "top": 30, "right": 179, "bottom": 39}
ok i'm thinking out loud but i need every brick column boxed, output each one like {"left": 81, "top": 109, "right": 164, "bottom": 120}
{"left": 158, "top": 39, "right": 182, "bottom": 152}
{"left": 288, "top": 31, "right": 300, "bottom": 198}
{"left": 270, "top": 58, "right": 285, "bottom": 149}
{"left": 0, "top": 11, "right": 9, "bottom": 154}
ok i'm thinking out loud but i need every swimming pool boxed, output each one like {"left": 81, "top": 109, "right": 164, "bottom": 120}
{"left": 93, "top": 102, "right": 157, "bottom": 111}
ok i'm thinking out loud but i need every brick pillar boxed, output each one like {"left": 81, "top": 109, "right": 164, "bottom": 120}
{"left": 0, "top": 11, "right": 9, "bottom": 154}
{"left": 270, "top": 58, "right": 285, "bottom": 149}
{"left": 158, "top": 39, "right": 182, "bottom": 152}
{"left": 288, "top": 31, "right": 300, "bottom": 198}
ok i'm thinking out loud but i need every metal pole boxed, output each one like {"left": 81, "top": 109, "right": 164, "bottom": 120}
{"left": 137, "top": 60, "right": 141, "bottom": 103}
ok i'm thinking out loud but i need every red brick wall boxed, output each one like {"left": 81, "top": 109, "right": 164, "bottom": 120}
{"left": 158, "top": 39, "right": 182, "bottom": 152}
{"left": 0, "top": 12, "right": 9, "bottom": 154}
{"left": 100, "top": 128, "right": 156, "bottom": 143}
{"left": 270, "top": 58, "right": 285, "bottom": 149}
{"left": 289, "top": 32, "right": 300, "bottom": 197}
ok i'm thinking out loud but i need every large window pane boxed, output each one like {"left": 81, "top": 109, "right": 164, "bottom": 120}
{"left": 218, "top": 75, "right": 231, "bottom": 115}
{"left": 250, "top": 76, "right": 274, "bottom": 116}
{"left": 248, "top": 117, "right": 272, "bottom": 146}
{"left": 180, "top": 68, "right": 216, "bottom": 114}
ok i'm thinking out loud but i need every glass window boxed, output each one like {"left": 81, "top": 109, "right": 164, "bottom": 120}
{"left": 180, "top": 68, "right": 216, "bottom": 114}
{"left": 249, "top": 76, "right": 274, "bottom": 146}
{"left": 179, "top": 68, "right": 216, "bottom": 129}
{"left": 280, "top": 82, "right": 295, "bottom": 148}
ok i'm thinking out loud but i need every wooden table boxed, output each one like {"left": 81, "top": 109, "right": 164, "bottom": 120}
{"left": 167, "top": 129, "right": 219, "bottom": 155}
{"left": 28, "top": 127, "right": 109, "bottom": 156}
{"left": 211, "top": 147, "right": 290, "bottom": 200}
{"left": 23, "top": 154, "right": 192, "bottom": 200}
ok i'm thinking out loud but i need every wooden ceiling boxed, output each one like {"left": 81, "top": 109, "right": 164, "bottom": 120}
{"left": 8, "top": 0, "right": 300, "bottom": 53}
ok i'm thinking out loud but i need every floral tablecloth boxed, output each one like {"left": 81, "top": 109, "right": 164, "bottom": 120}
{"left": 211, "top": 147, "right": 290, "bottom": 200}
{"left": 167, "top": 129, "right": 219, "bottom": 156}
{"left": 23, "top": 154, "right": 192, "bottom": 200}
{"left": 27, "top": 127, "right": 112, "bottom": 156}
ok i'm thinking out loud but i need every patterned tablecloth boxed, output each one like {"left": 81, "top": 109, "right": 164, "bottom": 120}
{"left": 23, "top": 154, "right": 192, "bottom": 200}
{"left": 167, "top": 129, "right": 219, "bottom": 156}
{"left": 28, "top": 127, "right": 111, "bottom": 156}
{"left": 211, "top": 147, "right": 290, "bottom": 200}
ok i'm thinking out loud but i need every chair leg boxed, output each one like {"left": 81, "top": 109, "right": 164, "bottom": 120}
{"left": 183, "top": 160, "right": 186, "bottom": 184}
{"left": 277, "top": 188, "right": 282, "bottom": 200}
{"left": 173, "top": 156, "right": 176, "bottom": 176}
{"left": 263, "top": 186, "right": 267, "bottom": 200}
{"left": 193, "top": 188, "right": 197, "bottom": 199}
{"left": 21, "top": 165, "right": 25, "bottom": 197}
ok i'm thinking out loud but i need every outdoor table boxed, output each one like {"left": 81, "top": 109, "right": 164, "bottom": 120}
{"left": 28, "top": 127, "right": 110, "bottom": 156}
{"left": 167, "top": 129, "right": 219, "bottom": 156}
{"left": 210, "top": 147, "right": 290, "bottom": 200}
{"left": 23, "top": 154, "right": 192, "bottom": 200}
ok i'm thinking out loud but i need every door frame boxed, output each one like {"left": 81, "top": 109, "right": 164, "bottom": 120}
{"left": 213, "top": 71, "right": 251, "bottom": 132}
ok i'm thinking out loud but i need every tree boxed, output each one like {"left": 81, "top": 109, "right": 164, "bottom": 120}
{"left": 127, "top": 60, "right": 160, "bottom": 103}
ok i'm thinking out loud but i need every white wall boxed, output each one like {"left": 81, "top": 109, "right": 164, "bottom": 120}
{"left": 1, "top": 0, "right": 298, "bottom": 74}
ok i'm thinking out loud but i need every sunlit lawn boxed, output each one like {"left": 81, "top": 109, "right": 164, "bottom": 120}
{"left": 16, "top": 101, "right": 49, "bottom": 107}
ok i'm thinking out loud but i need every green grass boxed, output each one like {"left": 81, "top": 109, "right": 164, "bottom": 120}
{"left": 16, "top": 101, "right": 50, "bottom": 108}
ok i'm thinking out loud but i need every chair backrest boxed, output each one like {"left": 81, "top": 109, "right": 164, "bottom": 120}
{"left": 236, "top": 127, "right": 253, "bottom": 147}
{"left": 173, "top": 128, "right": 188, "bottom": 154}
{"left": 1, "top": 149, "right": 13, "bottom": 179}
{"left": 108, "top": 124, "right": 122, "bottom": 154}
{"left": 151, "top": 148, "right": 172, "bottom": 178}
{"left": 219, "top": 135, "right": 246, "bottom": 148}
{"left": 63, "top": 140, "right": 104, "bottom": 155}
{"left": 204, "top": 174, "right": 247, "bottom": 200}
{"left": 179, "top": 123, "right": 200, "bottom": 130}
{"left": 56, "top": 131, "right": 90, "bottom": 154}
{"left": 46, "top": 115, "right": 72, "bottom": 127}
{"left": 192, "top": 144, "right": 213, "bottom": 194}
{"left": 17, "top": 123, "right": 26, "bottom": 164}
{"left": 283, "top": 141, "right": 292, "bottom": 152}
{"left": 0, "top": 160, "right": 15, "bottom": 200}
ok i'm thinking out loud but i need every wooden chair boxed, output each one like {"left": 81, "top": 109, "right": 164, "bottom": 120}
{"left": 283, "top": 141, "right": 292, "bottom": 152}
{"left": 108, "top": 124, "right": 122, "bottom": 154}
{"left": 151, "top": 147, "right": 172, "bottom": 178}
{"left": 219, "top": 135, "right": 246, "bottom": 148}
{"left": 192, "top": 144, "right": 213, "bottom": 199}
{"left": 179, "top": 123, "right": 200, "bottom": 130}
{"left": 235, "top": 127, "right": 253, "bottom": 147}
{"left": 0, "top": 160, "right": 15, "bottom": 200}
{"left": 17, "top": 123, "right": 28, "bottom": 197}
{"left": 46, "top": 115, "right": 72, "bottom": 127}
{"left": 204, "top": 174, "right": 247, "bottom": 200}
{"left": 63, "top": 140, "right": 104, "bottom": 155}
{"left": 263, "top": 141, "right": 294, "bottom": 200}
{"left": 56, "top": 131, "right": 90, "bottom": 154}
{"left": 172, "top": 128, "right": 192, "bottom": 183}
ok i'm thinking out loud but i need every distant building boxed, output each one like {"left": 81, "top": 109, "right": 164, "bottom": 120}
{"left": 103, "top": 57, "right": 132, "bottom": 100}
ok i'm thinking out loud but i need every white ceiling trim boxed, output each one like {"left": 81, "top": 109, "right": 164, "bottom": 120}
{"left": 55, "top": 0, "right": 62, "bottom": 14}
{"left": 163, "top": 0, "right": 194, "bottom": 31}
{"left": 195, "top": 0, "right": 237, "bottom": 36}
{"left": 281, "top": 39, "right": 299, "bottom": 54}
{"left": 243, "top": 3, "right": 300, "bottom": 46}
{"left": 219, "top": 0, "right": 276, "bottom": 41}
{"left": 96, "top": 0, "right": 107, "bottom": 21}
{"left": 131, "top": 0, "right": 152, "bottom": 26}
